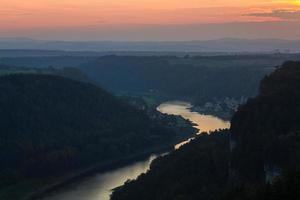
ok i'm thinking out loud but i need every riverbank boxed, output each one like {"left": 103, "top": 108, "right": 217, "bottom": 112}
{"left": 191, "top": 98, "right": 243, "bottom": 121}
{"left": 21, "top": 132, "right": 196, "bottom": 200}
{"left": 191, "top": 106, "right": 232, "bottom": 121}
{"left": 21, "top": 101, "right": 227, "bottom": 200}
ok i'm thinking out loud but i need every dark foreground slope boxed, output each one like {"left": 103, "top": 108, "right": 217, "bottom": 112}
{"left": 111, "top": 61, "right": 300, "bottom": 200}
{"left": 231, "top": 61, "right": 300, "bottom": 181}
{"left": 0, "top": 74, "right": 188, "bottom": 199}
{"left": 112, "top": 130, "right": 230, "bottom": 200}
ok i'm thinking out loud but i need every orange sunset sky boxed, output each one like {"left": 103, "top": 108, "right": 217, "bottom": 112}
{"left": 1, "top": 0, "right": 300, "bottom": 40}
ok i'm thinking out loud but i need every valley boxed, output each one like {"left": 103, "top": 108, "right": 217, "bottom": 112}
{"left": 38, "top": 101, "right": 230, "bottom": 200}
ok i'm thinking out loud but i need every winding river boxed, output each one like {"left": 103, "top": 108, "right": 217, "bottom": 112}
{"left": 40, "top": 101, "right": 230, "bottom": 200}
{"left": 157, "top": 101, "right": 230, "bottom": 149}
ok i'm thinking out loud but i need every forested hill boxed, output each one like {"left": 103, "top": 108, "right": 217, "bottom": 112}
{"left": 111, "top": 130, "right": 231, "bottom": 200}
{"left": 111, "top": 61, "right": 300, "bottom": 200}
{"left": 231, "top": 61, "right": 300, "bottom": 182}
{"left": 0, "top": 64, "right": 93, "bottom": 84}
{"left": 2, "top": 53, "right": 300, "bottom": 111}
{"left": 0, "top": 74, "right": 184, "bottom": 199}
{"left": 79, "top": 55, "right": 278, "bottom": 105}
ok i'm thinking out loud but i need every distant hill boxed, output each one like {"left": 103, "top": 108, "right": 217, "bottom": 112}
{"left": 1, "top": 38, "right": 300, "bottom": 52}
{"left": 0, "top": 74, "right": 185, "bottom": 199}
{"left": 0, "top": 64, "right": 94, "bottom": 85}
{"left": 79, "top": 55, "right": 279, "bottom": 105}
{"left": 0, "top": 56, "right": 97, "bottom": 68}
{"left": 2, "top": 53, "right": 300, "bottom": 120}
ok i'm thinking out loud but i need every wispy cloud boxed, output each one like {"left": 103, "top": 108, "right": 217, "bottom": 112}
{"left": 246, "top": 9, "right": 300, "bottom": 21}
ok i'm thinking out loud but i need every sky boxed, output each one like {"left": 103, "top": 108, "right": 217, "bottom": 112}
{"left": 1, "top": 0, "right": 300, "bottom": 40}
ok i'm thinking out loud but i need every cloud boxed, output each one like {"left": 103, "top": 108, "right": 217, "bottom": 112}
{"left": 246, "top": 9, "right": 300, "bottom": 21}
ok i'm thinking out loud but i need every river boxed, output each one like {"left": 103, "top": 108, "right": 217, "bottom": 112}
{"left": 40, "top": 101, "right": 230, "bottom": 200}
{"left": 157, "top": 101, "right": 230, "bottom": 149}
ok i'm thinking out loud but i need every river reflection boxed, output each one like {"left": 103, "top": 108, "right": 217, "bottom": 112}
{"left": 157, "top": 101, "right": 230, "bottom": 149}
{"left": 40, "top": 101, "right": 230, "bottom": 200}
{"left": 157, "top": 101, "right": 230, "bottom": 133}
{"left": 40, "top": 155, "right": 158, "bottom": 200}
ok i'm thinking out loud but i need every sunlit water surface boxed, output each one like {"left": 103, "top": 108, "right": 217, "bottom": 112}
{"left": 157, "top": 101, "right": 230, "bottom": 149}
{"left": 40, "top": 101, "right": 230, "bottom": 200}
{"left": 40, "top": 155, "right": 158, "bottom": 200}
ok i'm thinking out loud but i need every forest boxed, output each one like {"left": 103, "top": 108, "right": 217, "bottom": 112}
{"left": 0, "top": 74, "right": 195, "bottom": 199}
{"left": 230, "top": 60, "right": 300, "bottom": 182}
{"left": 78, "top": 55, "right": 282, "bottom": 105}
{"left": 1, "top": 53, "right": 300, "bottom": 200}
{"left": 111, "top": 130, "right": 231, "bottom": 200}
{"left": 2, "top": 1, "right": 300, "bottom": 199}
{"left": 111, "top": 61, "right": 300, "bottom": 200}
{"left": 2, "top": 53, "right": 300, "bottom": 109}
{"left": 0, "top": 64, "right": 92, "bottom": 84}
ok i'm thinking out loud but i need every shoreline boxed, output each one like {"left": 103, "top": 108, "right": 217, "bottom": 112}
{"left": 23, "top": 134, "right": 195, "bottom": 200}
{"left": 22, "top": 101, "right": 227, "bottom": 200}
